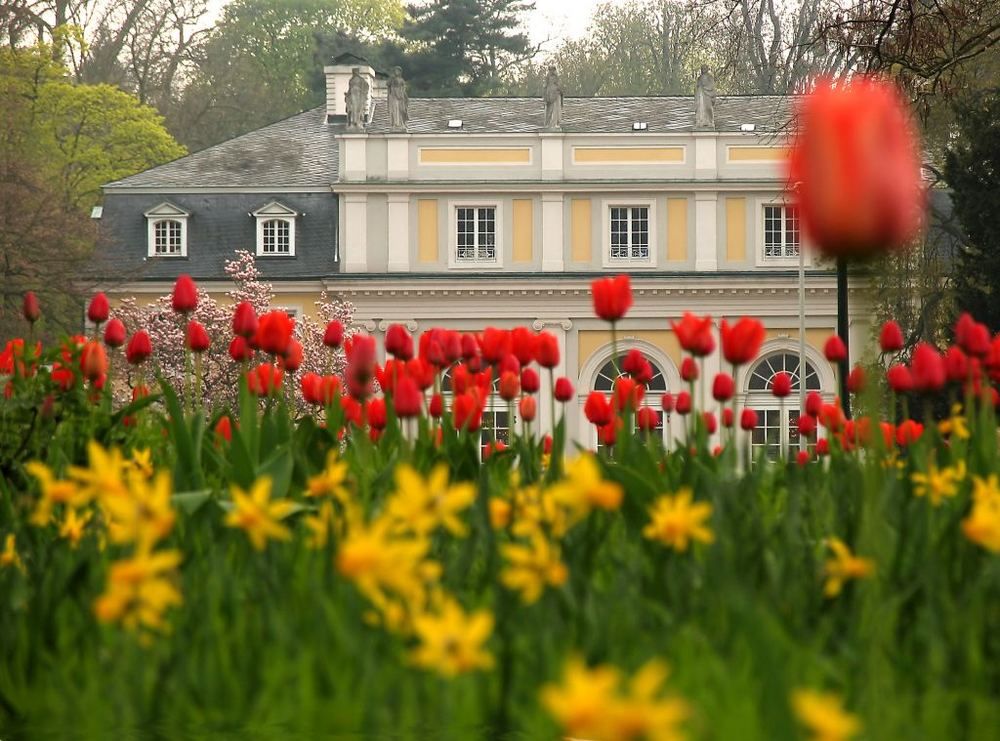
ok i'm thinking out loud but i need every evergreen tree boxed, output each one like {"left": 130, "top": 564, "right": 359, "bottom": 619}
{"left": 945, "top": 89, "right": 1000, "bottom": 332}
{"left": 402, "top": 0, "right": 539, "bottom": 96}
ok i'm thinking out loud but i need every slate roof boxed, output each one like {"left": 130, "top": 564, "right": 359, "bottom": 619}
{"left": 365, "top": 95, "right": 793, "bottom": 135}
{"left": 106, "top": 107, "right": 336, "bottom": 189}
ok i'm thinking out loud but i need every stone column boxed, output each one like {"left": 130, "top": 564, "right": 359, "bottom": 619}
{"left": 386, "top": 194, "right": 410, "bottom": 272}
{"left": 343, "top": 194, "right": 368, "bottom": 272}
{"left": 694, "top": 192, "right": 718, "bottom": 271}
{"left": 541, "top": 193, "right": 565, "bottom": 272}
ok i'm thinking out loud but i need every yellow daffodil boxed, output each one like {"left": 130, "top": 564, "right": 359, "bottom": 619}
{"left": 303, "top": 500, "right": 335, "bottom": 549}
{"left": 610, "top": 660, "right": 691, "bottom": 741}
{"left": 68, "top": 441, "right": 130, "bottom": 501}
{"left": 489, "top": 497, "right": 512, "bottom": 529}
{"left": 225, "top": 476, "right": 295, "bottom": 551}
{"left": 385, "top": 464, "right": 475, "bottom": 537}
{"left": 962, "top": 475, "right": 1000, "bottom": 553}
{"left": 542, "top": 657, "right": 622, "bottom": 740}
{"left": 58, "top": 508, "right": 92, "bottom": 548}
{"left": 500, "top": 533, "right": 568, "bottom": 604}
{"left": 510, "top": 484, "right": 569, "bottom": 539}
{"left": 129, "top": 448, "right": 154, "bottom": 478}
{"left": 823, "top": 538, "right": 875, "bottom": 598}
{"left": 548, "top": 455, "right": 624, "bottom": 522}
{"left": 93, "top": 548, "right": 183, "bottom": 633}
{"left": 26, "top": 461, "right": 85, "bottom": 526}
{"left": 643, "top": 487, "right": 714, "bottom": 552}
{"left": 937, "top": 404, "right": 970, "bottom": 441}
{"left": 791, "top": 689, "right": 861, "bottom": 741}
{"left": 306, "top": 451, "right": 351, "bottom": 502}
{"left": 102, "top": 470, "right": 176, "bottom": 550}
{"left": 410, "top": 598, "right": 494, "bottom": 677}
{"left": 1, "top": 534, "right": 24, "bottom": 572}
{"left": 911, "top": 460, "right": 966, "bottom": 506}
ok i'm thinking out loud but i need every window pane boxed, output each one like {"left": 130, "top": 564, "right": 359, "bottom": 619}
{"left": 610, "top": 207, "right": 628, "bottom": 260}
{"left": 764, "top": 205, "right": 782, "bottom": 257}
{"left": 631, "top": 207, "right": 649, "bottom": 259}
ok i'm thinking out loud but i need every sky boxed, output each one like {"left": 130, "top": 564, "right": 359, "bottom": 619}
{"left": 528, "top": 0, "right": 612, "bottom": 44}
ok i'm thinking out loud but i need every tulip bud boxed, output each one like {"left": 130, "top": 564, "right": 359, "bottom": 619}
{"left": 428, "top": 392, "right": 444, "bottom": 418}
{"left": 637, "top": 406, "right": 659, "bottom": 431}
{"left": 797, "top": 414, "right": 817, "bottom": 438}
{"left": 661, "top": 392, "right": 674, "bottom": 414}
{"left": 520, "top": 367, "right": 540, "bottom": 393}
{"left": 214, "top": 416, "right": 233, "bottom": 442}
{"left": 911, "top": 342, "right": 945, "bottom": 392}
{"left": 499, "top": 371, "right": 520, "bottom": 401}
{"left": 385, "top": 323, "right": 414, "bottom": 360}
{"left": 675, "top": 391, "right": 692, "bottom": 415}
{"left": 886, "top": 363, "right": 913, "bottom": 393}
{"left": 80, "top": 340, "right": 107, "bottom": 383}
{"left": 712, "top": 372, "right": 734, "bottom": 402}
{"left": 536, "top": 332, "right": 560, "bottom": 368}
{"left": 393, "top": 376, "right": 423, "bottom": 418}
{"left": 847, "top": 364, "right": 866, "bottom": 394}
{"left": 824, "top": 335, "right": 848, "bottom": 363}
{"left": 796, "top": 450, "right": 811, "bottom": 466}
{"left": 879, "top": 321, "right": 904, "bottom": 353}
{"left": 554, "top": 377, "right": 574, "bottom": 402}
{"left": 323, "top": 320, "right": 344, "bottom": 349}
{"left": 22, "top": 291, "right": 40, "bottom": 324}
{"left": 229, "top": 336, "right": 252, "bottom": 363}
{"left": 584, "top": 391, "right": 612, "bottom": 426}
{"left": 518, "top": 395, "right": 537, "bottom": 422}
{"left": 722, "top": 407, "right": 734, "bottom": 428}
{"left": 702, "top": 411, "right": 717, "bottom": 434}
{"left": 125, "top": 331, "right": 153, "bottom": 365}
{"left": 805, "top": 391, "right": 823, "bottom": 417}
{"left": 280, "top": 338, "right": 303, "bottom": 372}
{"left": 740, "top": 408, "right": 758, "bottom": 431}
{"left": 87, "top": 292, "right": 110, "bottom": 324}
{"left": 232, "top": 301, "right": 258, "bottom": 338}
{"left": 591, "top": 274, "right": 632, "bottom": 322}
{"left": 771, "top": 371, "right": 792, "bottom": 398}
{"left": 185, "top": 320, "right": 211, "bottom": 353}
{"left": 171, "top": 275, "right": 198, "bottom": 313}
{"left": 680, "top": 356, "right": 699, "bottom": 382}
{"left": 103, "top": 318, "right": 126, "bottom": 348}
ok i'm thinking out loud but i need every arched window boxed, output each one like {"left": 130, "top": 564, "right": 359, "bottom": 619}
{"left": 439, "top": 366, "right": 509, "bottom": 451}
{"left": 592, "top": 353, "right": 669, "bottom": 452}
{"left": 745, "top": 353, "right": 821, "bottom": 459}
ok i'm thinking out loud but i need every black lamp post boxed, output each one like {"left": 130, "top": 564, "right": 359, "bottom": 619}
{"left": 837, "top": 257, "right": 851, "bottom": 419}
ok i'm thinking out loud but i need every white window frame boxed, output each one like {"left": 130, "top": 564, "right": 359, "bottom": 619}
{"left": 145, "top": 202, "right": 189, "bottom": 258}
{"left": 448, "top": 200, "right": 503, "bottom": 269}
{"left": 757, "top": 200, "right": 809, "bottom": 267}
{"left": 252, "top": 202, "right": 298, "bottom": 257}
{"left": 601, "top": 199, "right": 657, "bottom": 268}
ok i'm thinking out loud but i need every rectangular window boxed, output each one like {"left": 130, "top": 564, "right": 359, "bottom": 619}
{"left": 763, "top": 205, "right": 799, "bottom": 258}
{"left": 262, "top": 219, "right": 291, "bottom": 254}
{"left": 154, "top": 220, "right": 183, "bottom": 255}
{"left": 456, "top": 206, "right": 496, "bottom": 262}
{"left": 609, "top": 206, "right": 649, "bottom": 262}
{"left": 480, "top": 409, "right": 510, "bottom": 453}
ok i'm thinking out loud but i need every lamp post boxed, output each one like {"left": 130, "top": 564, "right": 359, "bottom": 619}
{"left": 837, "top": 257, "right": 851, "bottom": 419}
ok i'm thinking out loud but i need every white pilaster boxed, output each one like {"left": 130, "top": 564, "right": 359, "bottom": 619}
{"left": 540, "top": 134, "right": 563, "bottom": 181}
{"left": 694, "top": 135, "right": 717, "bottom": 180}
{"left": 343, "top": 193, "right": 368, "bottom": 273}
{"left": 694, "top": 192, "right": 718, "bottom": 272}
{"left": 541, "top": 193, "right": 565, "bottom": 272}
{"left": 387, "top": 136, "right": 409, "bottom": 180}
{"left": 532, "top": 319, "right": 571, "bottom": 438}
{"left": 343, "top": 136, "right": 367, "bottom": 182}
{"left": 387, "top": 194, "right": 410, "bottom": 272}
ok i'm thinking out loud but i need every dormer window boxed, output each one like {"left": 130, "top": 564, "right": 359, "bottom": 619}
{"left": 145, "top": 202, "right": 189, "bottom": 258}
{"left": 252, "top": 201, "right": 298, "bottom": 257}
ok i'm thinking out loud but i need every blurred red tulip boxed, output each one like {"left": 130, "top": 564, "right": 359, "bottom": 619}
{"left": 879, "top": 321, "right": 904, "bottom": 353}
{"left": 675, "top": 391, "right": 692, "bottom": 415}
{"left": 955, "top": 313, "right": 990, "bottom": 358}
{"left": 847, "top": 364, "right": 866, "bottom": 393}
{"left": 797, "top": 414, "right": 816, "bottom": 438}
{"left": 393, "top": 376, "right": 422, "bottom": 418}
{"left": 87, "top": 292, "right": 110, "bottom": 324}
{"left": 247, "top": 363, "right": 283, "bottom": 396}
{"left": 171, "top": 275, "right": 198, "bottom": 313}
{"left": 661, "top": 392, "right": 674, "bottom": 414}
{"left": 229, "top": 336, "right": 252, "bottom": 363}
{"left": 886, "top": 364, "right": 913, "bottom": 393}
{"left": 510, "top": 327, "right": 537, "bottom": 366}
{"left": 103, "top": 318, "right": 126, "bottom": 348}
{"left": 670, "top": 313, "right": 715, "bottom": 357}
{"left": 323, "top": 320, "right": 344, "bottom": 349}
{"left": 428, "top": 392, "right": 444, "bottom": 418}
{"left": 796, "top": 450, "right": 811, "bottom": 466}
{"left": 712, "top": 373, "right": 734, "bottom": 402}
{"left": 453, "top": 391, "right": 484, "bottom": 431}
{"left": 771, "top": 371, "right": 792, "bottom": 398}
{"left": 702, "top": 411, "right": 717, "bottom": 435}
{"left": 805, "top": 391, "right": 823, "bottom": 417}
{"left": 256, "top": 311, "right": 295, "bottom": 356}
{"left": 300, "top": 372, "right": 322, "bottom": 405}
{"left": 214, "top": 416, "right": 233, "bottom": 442}
{"left": 385, "top": 323, "right": 414, "bottom": 360}
{"left": 280, "top": 338, "right": 303, "bottom": 372}
{"left": 125, "top": 331, "right": 152, "bottom": 365}
{"left": 22, "top": 291, "right": 40, "bottom": 323}
{"left": 591, "top": 275, "right": 632, "bottom": 321}
{"left": 367, "top": 398, "right": 387, "bottom": 430}
{"left": 637, "top": 406, "right": 659, "bottom": 431}
{"left": 722, "top": 407, "right": 734, "bottom": 428}
{"left": 944, "top": 346, "right": 969, "bottom": 384}
{"left": 186, "top": 320, "right": 211, "bottom": 353}
{"left": 680, "top": 357, "right": 699, "bottom": 382}
{"left": 521, "top": 367, "right": 540, "bottom": 393}
{"left": 554, "top": 377, "right": 574, "bottom": 402}
{"left": 721, "top": 318, "right": 765, "bottom": 366}
{"left": 788, "top": 76, "right": 924, "bottom": 258}
{"left": 911, "top": 343, "right": 945, "bottom": 392}
{"left": 896, "top": 419, "right": 923, "bottom": 446}
{"left": 536, "top": 332, "right": 559, "bottom": 368}
{"left": 584, "top": 391, "right": 612, "bottom": 426}
{"left": 80, "top": 340, "right": 106, "bottom": 382}
{"left": 232, "top": 301, "right": 258, "bottom": 338}
{"left": 518, "top": 395, "right": 537, "bottom": 423}
{"left": 499, "top": 371, "right": 520, "bottom": 401}
{"left": 824, "top": 335, "right": 847, "bottom": 363}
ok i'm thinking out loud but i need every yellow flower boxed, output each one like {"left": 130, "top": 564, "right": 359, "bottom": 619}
{"left": 911, "top": 460, "right": 966, "bottom": 506}
{"left": 306, "top": 452, "right": 351, "bottom": 502}
{"left": 510, "top": 484, "right": 569, "bottom": 539}
{"left": 542, "top": 657, "right": 621, "bottom": 739}
{"left": 791, "top": 689, "right": 861, "bottom": 741}
{"left": 501, "top": 533, "right": 568, "bottom": 604}
{"left": 93, "top": 548, "right": 183, "bottom": 634}
{"left": 643, "top": 488, "right": 714, "bottom": 552}
{"left": 26, "top": 461, "right": 84, "bottom": 526}
{"left": 489, "top": 497, "right": 511, "bottom": 529}
{"left": 410, "top": 598, "right": 494, "bottom": 677}
{"left": 549, "top": 455, "right": 624, "bottom": 521}
{"left": 102, "top": 470, "right": 176, "bottom": 550}
{"left": 937, "top": 404, "right": 970, "bottom": 441}
{"left": 129, "top": 448, "right": 155, "bottom": 478}
{"left": 68, "top": 441, "right": 130, "bottom": 501}
{"left": 224, "top": 476, "right": 294, "bottom": 551}
{"left": 385, "top": 464, "right": 476, "bottom": 537}
{"left": 58, "top": 508, "right": 92, "bottom": 548}
{"left": 303, "top": 500, "right": 335, "bottom": 549}
{"left": 823, "top": 538, "right": 875, "bottom": 598}
{"left": 962, "top": 476, "right": 1000, "bottom": 553}
{"left": 1, "top": 534, "right": 24, "bottom": 572}
{"left": 610, "top": 660, "right": 691, "bottom": 741}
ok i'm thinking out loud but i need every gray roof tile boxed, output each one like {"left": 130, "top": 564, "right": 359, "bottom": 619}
{"left": 365, "top": 95, "right": 793, "bottom": 134}
{"left": 106, "top": 107, "right": 336, "bottom": 189}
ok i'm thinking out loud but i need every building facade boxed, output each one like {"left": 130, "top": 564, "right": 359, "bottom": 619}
{"left": 97, "top": 55, "right": 871, "bottom": 453}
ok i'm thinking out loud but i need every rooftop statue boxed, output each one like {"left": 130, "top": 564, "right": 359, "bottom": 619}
{"left": 695, "top": 65, "right": 716, "bottom": 130}
{"left": 387, "top": 66, "right": 408, "bottom": 131}
{"left": 345, "top": 67, "right": 369, "bottom": 130}
{"left": 543, "top": 66, "right": 563, "bottom": 130}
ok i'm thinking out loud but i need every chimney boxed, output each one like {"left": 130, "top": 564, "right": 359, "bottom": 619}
{"left": 324, "top": 53, "right": 376, "bottom": 120}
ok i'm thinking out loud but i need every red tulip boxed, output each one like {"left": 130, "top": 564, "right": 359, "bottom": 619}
{"left": 103, "top": 318, "right": 126, "bottom": 348}
{"left": 406, "top": 358, "right": 436, "bottom": 391}
{"left": 521, "top": 367, "right": 540, "bottom": 393}
{"left": 255, "top": 310, "right": 295, "bottom": 356}
{"left": 214, "top": 416, "right": 233, "bottom": 442}
{"left": 886, "top": 363, "right": 913, "bottom": 393}
{"left": 393, "top": 376, "right": 423, "bottom": 418}
{"left": 385, "top": 323, "right": 414, "bottom": 360}
{"left": 300, "top": 372, "right": 322, "bottom": 405}
{"left": 498, "top": 354, "right": 520, "bottom": 378}
{"left": 323, "top": 320, "right": 344, "bottom": 349}
{"left": 622, "top": 349, "right": 652, "bottom": 384}
{"left": 125, "top": 331, "right": 152, "bottom": 365}
{"left": 480, "top": 328, "right": 511, "bottom": 365}
{"left": 796, "top": 450, "right": 811, "bottom": 466}
{"left": 740, "top": 408, "right": 758, "bottom": 431}
{"left": 229, "top": 336, "right": 252, "bottom": 362}
{"left": 670, "top": 313, "right": 715, "bottom": 357}
{"left": 614, "top": 376, "right": 643, "bottom": 411}
{"left": 554, "top": 377, "right": 574, "bottom": 401}
{"left": 536, "top": 332, "right": 559, "bottom": 368}
{"left": 87, "top": 292, "right": 110, "bottom": 324}
{"left": 797, "top": 414, "right": 816, "bottom": 437}
{"left": 702, "top": 411, "right": 717, "bottom": 435}
{"left": 879, "top": 321, "right": 904, "bottom": 353}
{"left": 591, "top": 275, "right": 632, "bottom": 322}
{"left": 171, "top": 275, "right": 198, "bottom": 313}
{"left": 771, "top": 371, "right": 792, "bottom": 398}
{"left": 247, "top": 363, "right": 283, "bottom": 396}
{"left": 598, "top": 420, "right": 619, "bottom": 448}
{"left": 460, "top": 333, "right": 479, "bottom": 361}
{"left": 675, "top": 391, "right": 692, "bottom": 415}
{"left": 510, "top": 327, "right": 537, "bottom": 366}
{"left": 788, "top": 76, "right": 924, "bottom": 258}
{"left": 712, "top": 373, "right": 734, "bottom": 402}
{"left": 805, "top": 391, "right": 823, "bottom": 417}
{"left": 584, "top": 391, "right": 612, "bottom": 426}
{"left": 22, "top": 291, "right": 40, "bottom": 324}
{"left": 232, "top": 302, "right": 258, "bottom": 338}
{"left": 680, "top": 357, "right": 699, "bottom": 382}
{"left": 367, "top": 398, "right": 387, "bottom": 430}
{"left": 131, "top": 384, "right": 150, "bottom": 402}
{"left": 847, "top": 364, "right": 865, "bottom": 393}
{"left": 910, "top": 342, "right": 944, "bottom": 392}
{"left": 453, "top": 392, "right": 483, "bottom": 431}
{"left": 816, "top": 438, "right": 830, "bottom": 456}
{"left": 637, "top": 407, "right": 659, "bottom": 431}
{"left": 955, "top": 313, "right": 990, "bottom": 358}
{"left": 80, "top": 340, "right": 107, "bottom": 383}
{"left": 499, "top": 371, "right": 520, "bottom": 401}
{"left": 722, "top": 407, "right": 734, "bottom": 428}
{"left": 428, "top": 393, "right": 444, "bottom": 418}
{"left": 824, "top": 335, "right": 847, "bottom": 363}
{"left": 518, "top": 395, "right": 537, "bottom": 422}
{"left": 721, "top": 318, "right": 765, "bottom": 366}
{"left": 186, "top": 320, "right": 210, "bottom": 353}
{"left": 944, "top": 346, "right": 969, "bottom": 384}
{"left": 280, "top": 338, "right": 303, "bottom": 372}
{"left": 896, "top": 419, "right": 923, "bottom": 446}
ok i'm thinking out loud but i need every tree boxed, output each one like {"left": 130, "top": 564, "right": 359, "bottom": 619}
{"left": 945, "top": 89, "right": 1000, "bottom": 332}
{"left": 402, "top": 0, "right": 541, "bottom": 96}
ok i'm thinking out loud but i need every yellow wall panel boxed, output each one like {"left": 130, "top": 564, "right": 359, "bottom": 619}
{"left": 571, "top": 199, "right": 592, "bottom": 262}
{"left": 578, "top": 330, "right": 682, "bottom": 374}
{"left": 727, "top": 146, "right": 789, "bottom": 162}
{"left": 666, "top": 198, "right": 687, "bottom": 261}
{"left": 419, "top": 147, "right": 531, "bottom": 164}
{"left": 726, "top": 197, "right": 746, "bottom": 262}
{"left": 573, "top": 146, "right": 684, "bottom": 164}
{"left": 512, "top": 199, "right": 533, "bottom": 263}
{"left": 418, "top": 199, "right": 439, "bottom": 263}
{"left": 765, "top": 328, "right": 835, "bottom": 350}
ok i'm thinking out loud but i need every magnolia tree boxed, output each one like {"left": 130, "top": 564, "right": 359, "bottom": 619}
{"left": 112, "top": 251, "right": 353, "bottom": 411}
